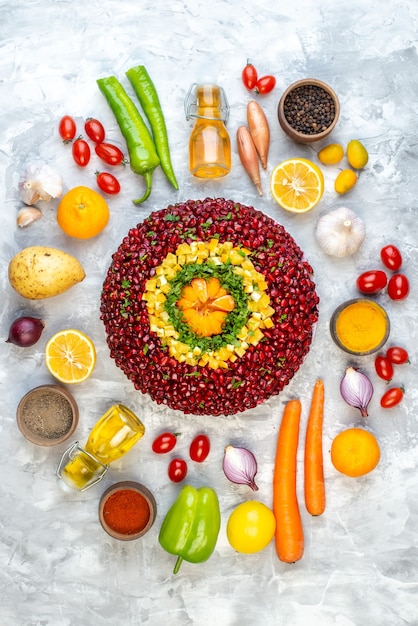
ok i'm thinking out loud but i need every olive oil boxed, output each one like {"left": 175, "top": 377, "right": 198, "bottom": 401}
{"left": 187, "top": 84, "right": 231, "bottom": 178}
{"left": 57, "top": 405, "right": 145, "bottom": 490}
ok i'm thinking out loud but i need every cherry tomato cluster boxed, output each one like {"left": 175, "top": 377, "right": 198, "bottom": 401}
{"left": 241, "top": 61, "right": 276, "bottom": 95}
{"left": 151, "top": 432, "right": 211, "bottom": 483}
{"left": 58, "top": 115, "right": 126, "bottom": 195}
{"left": 356, "top": 244, "right": 409, "bottom": 300}
{"left": 374, "top": 346, "right": 408, "bottom": 408}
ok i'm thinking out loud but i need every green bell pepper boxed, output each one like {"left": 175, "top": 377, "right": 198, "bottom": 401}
{"left": 158, "top": 485, "right": 221, "bottom": 574}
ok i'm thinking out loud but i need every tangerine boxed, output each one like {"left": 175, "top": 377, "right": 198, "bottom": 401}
{"left": 330, "top": 427, "right": 380, "bottom": 477}
{"left": 57, "top": 185, "right": 110, "bottom": 239}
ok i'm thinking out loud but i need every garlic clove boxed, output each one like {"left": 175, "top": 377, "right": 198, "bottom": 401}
{"left": 315, "top": 206, "right": 366, "bottom": 257}
{"left": 17, "top": 207, "right": 42, "bottom": 228}
{"left": 18, "top": 162, "right": 63, "bottom": 206}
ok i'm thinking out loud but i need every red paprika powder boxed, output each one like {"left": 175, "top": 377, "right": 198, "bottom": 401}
{"left": 102, "top": 488, "right": 150, "bottom": 535}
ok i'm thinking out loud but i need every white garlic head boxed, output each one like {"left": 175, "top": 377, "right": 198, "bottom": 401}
{"left": 315, "top": 206, "right": 366, "bottom": 257}
{"left": 18, "top": 162, "right": 63, "bottom": 206}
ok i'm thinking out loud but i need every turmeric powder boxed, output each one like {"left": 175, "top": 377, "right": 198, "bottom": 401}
{"left": 334, "top": 299, "right": 389, "bottom": 354}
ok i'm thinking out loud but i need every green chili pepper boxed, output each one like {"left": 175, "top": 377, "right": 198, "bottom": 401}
{"left": 97, "top": 76, "right": 160, "bottom": 204}
{"left": 158, "top": 485, "right": 221, "bottom": 574}
{"left": 126, "top": 65, "right": 179, "bottom": 191}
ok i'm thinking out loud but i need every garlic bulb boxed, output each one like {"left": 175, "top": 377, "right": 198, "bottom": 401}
{"left": 315, "top": 206, "right": 366, "bottom": 257}
{"left": 19, "top": 162, "right": 63, "bottom": 205}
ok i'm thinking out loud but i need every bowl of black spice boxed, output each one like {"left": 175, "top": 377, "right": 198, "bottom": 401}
{"left": 17, "top": 384, "right": 79, "bottom": 446}
{"left": 278, "top": 78, "right": 340, "bottom": 143}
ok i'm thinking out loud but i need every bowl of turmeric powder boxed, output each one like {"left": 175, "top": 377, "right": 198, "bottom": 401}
{"left": 330, "top": 298, "right": 390, "bottom": 355}
{"left": 99, "top": 481, "right": 157, "bottom": 541}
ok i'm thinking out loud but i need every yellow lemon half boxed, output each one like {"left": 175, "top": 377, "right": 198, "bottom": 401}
{"left": 45, "top": 329, "right": 96, "bottom": 384}
{"left": 271, "top": 158, "right": 324, "bottom": 213}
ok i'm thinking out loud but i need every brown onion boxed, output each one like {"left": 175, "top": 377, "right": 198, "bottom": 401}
{"left": 6, "top": 316, "right": 45, "bottom": 347}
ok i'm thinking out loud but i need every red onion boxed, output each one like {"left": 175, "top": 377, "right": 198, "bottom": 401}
{"left": 222, "top": 445, "right": 259, "bottom": 491}
{"left": 340, "top": 367, "right": 373, "bottom": 417}
{"left": 6, "top": 316, "right": 45, "bottom": 347}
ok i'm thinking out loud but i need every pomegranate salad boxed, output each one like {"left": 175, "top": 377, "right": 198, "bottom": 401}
{"left": 100, "top": 198, "right": 319, "bottom": 415}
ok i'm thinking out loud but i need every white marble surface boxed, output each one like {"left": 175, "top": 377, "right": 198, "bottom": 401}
{"left": 1, "top": 1, "right": 418, "bottom": 624}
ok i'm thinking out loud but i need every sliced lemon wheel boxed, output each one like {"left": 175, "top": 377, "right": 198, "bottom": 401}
{"left": 270, "top": 157, "right": 324, "bottom": 212}
{"left": 45, "top": 329, "right": 96, "bottom": 384}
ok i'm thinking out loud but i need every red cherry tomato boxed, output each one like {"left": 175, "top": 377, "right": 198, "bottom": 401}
{"left": 356, "top": 269, "right": 388, "bottom": 294}
{"left": 95, "top": 142, "right": 126, "bottom": 166}
{"left": 380, "top": 244, "right": 402, "bottom": 271}
{"left": 380, "top": 386, "right": 404, "bottom": 409}
{"left": 386, "top": 346, "right": 409, "bottom": 365}
{"left": 59, "top": 115, "right": 76, "bottom": 142}
{"left": 96, "top": 171, "right": 121, "bottom": 195}
{"left": 387, "top": 273, "right": 409, "bottom": 300}
{"left": 84, "top": 118, "right": 106, "bottom": 143}
{"left": 168, "top": 458, "right": 188, "bottom": 483}
{"left": 374, "top": 355, "right": 394, "bottom": 381}
{"left": 189, "top": 434, "right": 210, "bottom": 463}
{"left": 242, "top": 62, "right": 258, "bottom": 91}
{"left": 254, "top": 75, "right": 276, "bottom": 95}
{"left": 152, "top": 432, "right": 177, "bottom": 454}
{"left": 72, "top": 137, "right": 91, "bottom": 167}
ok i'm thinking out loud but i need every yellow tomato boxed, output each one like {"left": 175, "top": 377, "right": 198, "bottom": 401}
{"left": 226, "top": 501, "right": 276, "bottom": 554}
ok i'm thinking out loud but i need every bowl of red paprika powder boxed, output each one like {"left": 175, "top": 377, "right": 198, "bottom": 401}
{"left": 278, "top": 78, "right": 340, "bottom": 143}
{"left": 99, "top": 481, "right": 157, "bottom": 540}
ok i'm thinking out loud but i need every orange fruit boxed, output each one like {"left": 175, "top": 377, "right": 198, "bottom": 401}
{"left": 45, "top": 328, "right": 96, "bottom": 384}
{"left": 177, "top": 277, "right": 235, "bottom": 337}
{"left": 334, "top": 169, "right": 357, "bottom": 194}
{"left": 330, "top": 428, "right": 380, "bottom": 477}
{"left": 57, "top": 186, "right": 110, "bottom": 239}
{"left": 270, "top": 157, "right": 324, "bottom": 213}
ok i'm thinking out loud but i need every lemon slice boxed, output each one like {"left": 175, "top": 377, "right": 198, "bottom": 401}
{"left": 270, "top": 158, "right": 324, "bottom": 212}
{"left": 45, "top": 329, "right": 96, "bottom": 384}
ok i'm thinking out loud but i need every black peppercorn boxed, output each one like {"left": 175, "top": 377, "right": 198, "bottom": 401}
{"left": 283, "top": 85, "right": 336, "bottom": 135}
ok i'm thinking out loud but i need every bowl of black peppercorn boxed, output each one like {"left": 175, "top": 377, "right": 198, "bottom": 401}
{"left": 278, "top": 78, "right": 340, "bottom": 143}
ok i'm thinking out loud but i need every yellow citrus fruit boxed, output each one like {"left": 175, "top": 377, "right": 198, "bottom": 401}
{"left": 226, "top": 501, "right": 276, "bottom": 554}
{"left": 347, "top": 139, "right": 368, "bottom": 169}
{"left": 318, "top": 143, "right": 344, "bottom": 165}
{"left": 334, "top": 168, "right": 357, "bottom": 194}
{"left": 45, "top": 329, "right": 96, "bottom": 384}
{"left": 270, "top": 158, "right": 324, "bottom": 213}
{"left": 330, "top": 428, "right": 380, "bottom": 477}
{"left": 57, "top": 186, "right": 110, "bottom": 239}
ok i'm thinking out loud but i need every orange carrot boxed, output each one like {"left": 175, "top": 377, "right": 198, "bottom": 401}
{"left": 304, "top": 379, "right": 326, "bottom": 516}
{"left": 247, "top": 100, "right": 270, "bottom": 169}
{"left": 273, "top": 399, "right": 304, "bottom": 563}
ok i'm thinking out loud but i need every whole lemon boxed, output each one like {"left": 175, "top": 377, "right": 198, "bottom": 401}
{"left": 226, "top": 501, "right": 276, "bottom": 554}
{"left": 347, "top": 140, "right": 368, "bottom": 169}
{"left": 57, "top": 186, "right": 110, "bottom": 239}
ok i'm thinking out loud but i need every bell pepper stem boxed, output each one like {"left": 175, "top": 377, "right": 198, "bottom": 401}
{"left": 133, "top": 171, "right": 153, "bottom": 205}
{"left": 173, "top": 555, "right": 184, "bottom": 575}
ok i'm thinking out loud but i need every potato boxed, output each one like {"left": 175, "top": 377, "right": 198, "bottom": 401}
{"left": 8, "top": 246, "right": 86, "bottom": 299}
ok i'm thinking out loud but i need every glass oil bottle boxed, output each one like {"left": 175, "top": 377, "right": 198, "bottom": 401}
{"left": 185, "top": 83, "right": 231, "bottom": 178}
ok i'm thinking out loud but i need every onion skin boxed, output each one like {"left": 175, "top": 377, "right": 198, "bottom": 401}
{"left": 340, "top": 367, "right": 373, "bottom": 417}
{"left": 222, "top": 444, "right": 259, "bottom": 491}
{"left": 236, "top": 126, "right": 263, "bottom": 196}
{"left": 6, "top": 316, "right": 45, "bottom": 347}
{"left": 247, "top": 100, "right": 270, "bottom": 169}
